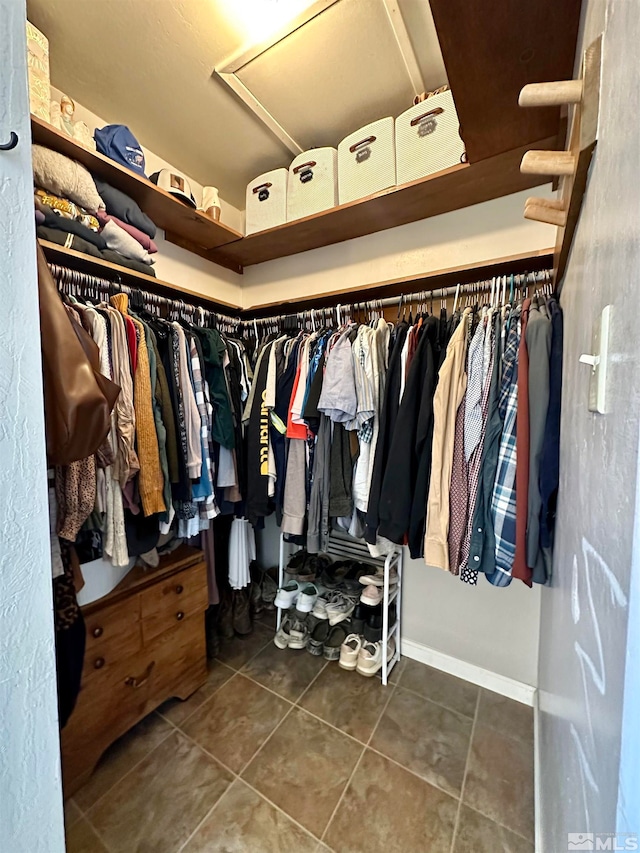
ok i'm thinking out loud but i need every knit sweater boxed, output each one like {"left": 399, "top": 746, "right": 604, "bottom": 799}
{"left": 111, "top": 293, "right": 165, "bottom": 516}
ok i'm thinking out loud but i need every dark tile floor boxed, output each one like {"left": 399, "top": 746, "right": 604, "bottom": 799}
{"left": 65, "top": 615, "right": 535, "bottom": 853}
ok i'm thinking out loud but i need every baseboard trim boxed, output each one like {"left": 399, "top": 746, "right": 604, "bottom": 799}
{"left": 400, "top": 638, "right": 537, "bottom": 707}
{"left": 534, "top": 690, "right": 542, "bottom": 852}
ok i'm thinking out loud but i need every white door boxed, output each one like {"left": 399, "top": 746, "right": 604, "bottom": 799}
{"left": 0, "top": 3, "right": 65, "bottom": 850}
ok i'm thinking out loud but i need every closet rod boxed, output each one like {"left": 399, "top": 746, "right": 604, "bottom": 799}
{"left": 49, "top": 262, "right": 242, "bottom": 333}
{"left": 241, "top": 269, "right": 552, "bottom": 327}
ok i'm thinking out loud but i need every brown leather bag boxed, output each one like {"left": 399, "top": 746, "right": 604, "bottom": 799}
{"left": 37, "top": 246, "right": 120, "bottom": 465}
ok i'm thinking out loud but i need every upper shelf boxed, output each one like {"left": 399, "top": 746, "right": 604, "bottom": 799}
{"left": 30, "top": 116, "right": 243, "bottom": 255}
{"left": 208, "top": 137, "right": 556, "bottom": 268}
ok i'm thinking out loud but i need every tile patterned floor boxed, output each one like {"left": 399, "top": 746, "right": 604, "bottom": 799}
{"left": 65, "top": 627, "right": 535, "bottom": 853}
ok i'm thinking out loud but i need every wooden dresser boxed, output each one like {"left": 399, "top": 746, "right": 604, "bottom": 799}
{"left": 61, "top": 545, "right": 208, "bottom": 796}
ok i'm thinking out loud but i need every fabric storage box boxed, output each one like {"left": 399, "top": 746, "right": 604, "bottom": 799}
{"left": 395, "top": 90, "right": 466, "bottom": 185}
{"left": 245, "top": 168, "right": 288, "bottom": 235}
{"left": 338, "top": 117, "right": 396, "bottom": 205}
{"left": 287, "top": 148, "right": 338, "bottom": 221}
{"left": 26, "top": 21, "right": 51, "bottom": 122}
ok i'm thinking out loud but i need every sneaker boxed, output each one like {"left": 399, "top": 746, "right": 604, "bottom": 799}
{"left": 296, "top": 583, "right": 319, "bottom": 613}
{"left": 360, "top": 584, "right": 384, "bottom": 606}
{"left": 307, "top": 620, "right": 330, "bottom": 656}
{"left": 339, "top": 633, "right": 363, "bottom": 671}
{"left": 323, "top": 624, "right": 349, "bottom": 661}
{"left": 288, "top": 615, "right": 309, "bottom": 650}
{"left": 274, "top": 615, "right": 292, "bottom": 649}
{"left": 274, "top": 581, "right": 300, "bottom": 609}
{"left": 356, "top": 637, "right": 396, "bottom": 677}
{"left": 312, "top": 590, "right": 340, "bottom": 619}
{"left": 325, "top": 592, "right": 359, "bottom": 626}
{"left": 358, "top": 567, "right": 398, "bottom": 587}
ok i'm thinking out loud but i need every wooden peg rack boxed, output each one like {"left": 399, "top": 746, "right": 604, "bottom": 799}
{"left": 518, "top": 35, "right": 603, "bottom": 290}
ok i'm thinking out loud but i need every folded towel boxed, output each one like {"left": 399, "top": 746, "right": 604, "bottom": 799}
{"left": 32, "top": 145, "right": 104, "bottom": 213}
{"left": 96, "top": 210, "right": 157, "bottom": 253}
{"left": 101, "top": 219, "right": 154, "bottom": 265}
{"left": 94, "top": 179, "right": 156, "bottom": 239}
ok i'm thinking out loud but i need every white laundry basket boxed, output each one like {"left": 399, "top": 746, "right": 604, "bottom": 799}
{"left": 245, "top": 168, "right": 288, "bottom": 235}
{"left": 287, "top": 148, "right": 338, "bottom": 221}
{"left": 395, "top": 90, "right": 466, "bottom": 185}
{"left": 338, "top": 117, "right": 396, "bottom": 205}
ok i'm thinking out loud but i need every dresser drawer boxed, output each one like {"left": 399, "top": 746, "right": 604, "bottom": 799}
{"left": 83, "top": 596, "right": 143, "bottom": 682}
{"left": 141, "top": 562, "right": 208, "bottom": 643}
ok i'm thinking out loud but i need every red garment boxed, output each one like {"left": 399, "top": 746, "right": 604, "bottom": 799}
{"left": 513, "top": 299, "right": 532, "bottom": 586}
{"left": 286, "top": 361, "right": 307, "bottom": 440}
{"left": 123, "top": 315, "right": 138, "bottom": 374}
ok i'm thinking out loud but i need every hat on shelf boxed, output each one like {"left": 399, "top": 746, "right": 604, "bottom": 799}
{"left": 94, "top": 124, "right": 146, "bottom": 177}
{"left": 149, "top": 169, "right": 197, "bottom": 208}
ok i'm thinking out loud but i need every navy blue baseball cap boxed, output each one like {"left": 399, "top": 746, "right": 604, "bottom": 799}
{"left": 94, "top": 124, "right": 146, "bottom": 177}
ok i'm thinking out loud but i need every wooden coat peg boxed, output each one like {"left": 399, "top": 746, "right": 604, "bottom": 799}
{"left": 524, "top": 197, "right": 568, "bottom": 227}
{"left": 518, "top": 35, "right": 602, "bottom": 290}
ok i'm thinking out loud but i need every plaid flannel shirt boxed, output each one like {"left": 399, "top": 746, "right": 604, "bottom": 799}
{"left": 488, "top": 312, "right": 521, "bottom": 586}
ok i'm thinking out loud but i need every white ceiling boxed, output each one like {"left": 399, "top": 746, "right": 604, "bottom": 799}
{"left": 27, "top": 0, "right": 447, "bottom": 208}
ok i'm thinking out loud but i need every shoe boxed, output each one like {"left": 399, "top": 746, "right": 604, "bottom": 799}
{"left": 274, "top": 615, "right": 292, "bottom": 649}
{"left": 286, "top": 549, "right": 309, "bottom": 580}
{"left": 216, "top": 591, "right": 235, "bottom": 640}
{"left": 288, "top": 615, "right": 309, "bottom": 650}
{"left": 312, "top": 590, "right": 340, "bottom": 619}
{"left": 323, "top": 624, "right": 349, "bottom": 660}
{"left": 307, "top": 620, "right": 331, "bottom": 656}
{"left": 274, "top": 581, "right": 300, "bottom": 609}
{"left": 360, "top": 585, "right": 384, "bottom": 606}
{"left": 296, "top": 583, "right": 319, "bottom": 613}
{"left": 325, "top": 592, "right": 359, "bottom": 626}
{"left": 363, "top": 605, "right": 396, "bottom": 643}
{"left": 339, "top": 633, "right": 363, "bottom": 670}
{"left": 350, "top": 602, "right": 369, "bottom": 635}
{"left": 356, "top": 637, "right": 396, "bottom": 677}
{"left": 358, "top": 567, "right": 398, "bottom": 587}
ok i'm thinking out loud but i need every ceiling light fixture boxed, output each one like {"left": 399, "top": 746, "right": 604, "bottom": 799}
{"left": 218, "top": 0, "right": 318, "bottom": 43}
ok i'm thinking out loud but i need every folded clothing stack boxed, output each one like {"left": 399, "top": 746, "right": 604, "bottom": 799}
{"left": 33, "top": 145, "right": 159, "bottom": 277}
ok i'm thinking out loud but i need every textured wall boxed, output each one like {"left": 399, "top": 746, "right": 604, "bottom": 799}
{"left": 537, "top": 0, "right": 640, "bottom": 848}
{"left": 0, "top": 2, "right": 65, "bottom": 850}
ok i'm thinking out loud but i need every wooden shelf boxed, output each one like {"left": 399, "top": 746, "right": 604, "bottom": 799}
{"left": 38, "top": 239, "right": 242, "bottom": 313}
{"left": 243, "top": 248, "right": 555, "bottom": 317}
{"left": 209, "top": 137, "right": 557, "bottom": 269}
{"left": 31, "top": 116, "right": 243, "bottom": 258}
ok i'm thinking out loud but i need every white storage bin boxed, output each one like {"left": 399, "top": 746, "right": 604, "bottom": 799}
{"left": 287, "top": 148, "right": 338, "bottom": 221}
{"left": 395, "top": 90, "right": 466, "bottom": 185}
{"left": 338, "top": 117, "right": 396, "bottom": 205}
{"left": 245, "top": 168, "right": 288, "bottom": 235}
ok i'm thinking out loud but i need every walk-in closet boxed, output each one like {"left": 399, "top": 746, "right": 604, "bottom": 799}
{"left": 2, "top": 1, "right": 640, "bottom": 851}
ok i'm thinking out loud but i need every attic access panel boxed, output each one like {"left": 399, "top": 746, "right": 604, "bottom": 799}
{"left": 215, "top": 0, "right": 448, "bottom": 155}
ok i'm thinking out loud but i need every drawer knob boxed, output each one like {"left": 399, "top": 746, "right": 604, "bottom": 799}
{"left": 92, "top": 626, "right": 104, "bottom": 639}
{"left": 175, "top": 585, "right": 184, "bottom": 594}
{"left": 94, "top": 657, "right": 105, "bottom": 670}
{"left": 176, "top": 611, "right": 185, "bottom": 621}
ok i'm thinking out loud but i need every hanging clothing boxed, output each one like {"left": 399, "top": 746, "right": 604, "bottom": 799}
{"left": 424, "top": 308, "right": 471, "bottom": 570}
{"left": 513, "top": 299, "right": 532, "bottom": 585}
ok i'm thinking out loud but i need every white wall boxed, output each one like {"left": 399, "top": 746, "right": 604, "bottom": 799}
{"left": 242, "top": 187, "right": 557, "bottom": 308}
{"left": 1, "top": 2, "right": 65, "bottom": 850}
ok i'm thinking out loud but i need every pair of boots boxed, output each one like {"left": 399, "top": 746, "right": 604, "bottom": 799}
{"left": 205, "top": 587, "right": 253, "bottom": 658}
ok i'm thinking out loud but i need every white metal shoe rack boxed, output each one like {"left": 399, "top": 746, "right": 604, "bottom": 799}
{"left": 276, "top": 528, "right": 403, "bottom": 685}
